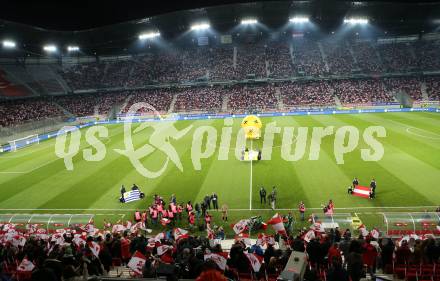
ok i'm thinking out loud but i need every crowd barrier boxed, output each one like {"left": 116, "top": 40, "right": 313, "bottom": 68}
{"left": 1, "top": 107, "right": 439, "bottom": 153}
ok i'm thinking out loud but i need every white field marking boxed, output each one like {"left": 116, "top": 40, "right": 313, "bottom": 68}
{"left": 0, "top": 141, "right": 56, "bottom": 159}
{"left": 249, "top": 139, "right": 253, "bottom": 211}
{"left": 381, "top": 117, "right": 440, "bottom": 140}
{"left": 0, "top": 206, "right": 437, "bottom": 212}
{"left": 0, "top": 137, "right": 112, "bottom": 174}
{"left": 406, "top": 127, "right": 440, "bottom": 140}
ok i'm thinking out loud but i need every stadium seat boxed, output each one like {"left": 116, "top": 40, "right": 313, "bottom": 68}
{"left": 421, "top": 264, "right": 434, "bottom": 276}
{"left": 394, "top": 264, "right": 407, "bottom": 279}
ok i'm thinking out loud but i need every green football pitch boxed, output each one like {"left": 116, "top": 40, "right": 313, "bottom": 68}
{"left": 0, "top": 112, "right": 439, "bottom": 234}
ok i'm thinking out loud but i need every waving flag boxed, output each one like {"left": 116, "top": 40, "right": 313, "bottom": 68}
{"left": 50, "top": 233, "right": 65, "bottom": 245}
{"left": 256, "top": 233, "right": 275, "bottom": 246}
{"left": 88, "top": 241, "right": 101, "bottom": 258}
{"left": 173, "top": 228, "right": 189, "bottom": 241}
{"left": 231, "top": 219, "right": 250, "bottom": 234}
{"left": 72, "top": 234, "right": 87, "bottom": 247}
{"left": 17, "top": 257, "right": 35, "bottom": 272}
{"left": 154, "top": 232, "right": 165, "bottom": 242}
{"left": 157, "top": 244, "right": 173, "bottom": 256}
{"left": 160, "top": 218, "right": 171, "bottom": 226}
{"left": 130, "top": 222, "right": 145, "bottom": 234}
{"left": 12, "top": 234, "right": 26, "bottom": 247}
{"left": 245, "top": 252, "right": 264, "bottom": 272}
{"left": 353, "top": 185, "right": 371, "bottom": 198}
{"left": 267, "top": 213, "right": 286, "bottom": 236}
{"left": 303, "top": 229, "right": 316, "bottom": 243}
{"left": 128, "top": 251, "right": 147, "bottom": 275}
{"left": 235, "top": 233, "right": 251, "bottom": 245}
{"left": 204, "top": 252, "right": 228, "bottom": 270}
{"left": 370, "top": 228, "right": 380, "bottom": 239}
{"left": 123, "top": 190, "right": 142, "bottom": 203}
{"left": 35, "top": 229, "right": 49, "bottom": 241}
{"left": 112, "top": 224, "right": 125, "bottom": 233}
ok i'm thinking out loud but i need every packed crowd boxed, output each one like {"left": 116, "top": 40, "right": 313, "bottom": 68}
{"left": 235, "top": 44, "right": 267, "bottom": 79}
{"left": 57, "top": 92, "right": 128, "bottom": 117}
{"left": 173, "top": 87, "right": 224, "bottom": 113}
{"left": 266, "top": 43, "right": 294, "bottom": 78}
{"left": 59, "top": 63, "right": 106, "bottom": 90}
{"left": 279, "top": 81, "right": 335, "bottom": 109}
{"left": 321, "top": 41, "right": 356, "bottom": 75}
{"left": 3, "top": 196, "right": 440, "bottom": 281}
{"left": 425, "top": 76, "right": 440, "bottom": 101}
{"left": 1, "top": 76, "right": 439, "bottom": 128}
{"left": 122, "top": 90, "right": 173, "bottom": 114}
{"left": 383, "top": 77, "right": 423, "bottom": 101}
{"left": 291, "top": 39, "right": 327, "bottom": 76}
{"left": 377, "top": 42, "right": 419, "bottom": 72}
{"left": 333, "top": 79, "right": 395, "bottom": 104}
{"left": 414, "top": 40, "right": 440, "bottom": 71}
{"left": 0, "top": 99, "right": 62, "bottom": 127}
{"left": 8, "top": 38, "right": 436, "bottom": 94}
{"left": 227, "top": 85, "right": 278, "bottom": 112}
{"left": 351, "top": 41, "right": 383, "bottom": 73}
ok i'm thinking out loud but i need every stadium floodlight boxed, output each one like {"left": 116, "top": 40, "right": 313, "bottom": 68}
{"left": 190, "top": 23, "right": 210, "bottom": 31}
{"left": 43, "top": 45, "right": 57, "bottom": 52}
{"left": 2, "top": 40, "right": 16, "bottom": 48}
{"left": 289, "top": 17, "right": 310, "bottom": 23}
{"left": 67, "top": 45, "right": 80, "bottom": 52}
{"left": 344, "top": 18, "right": 369, "bottom": 25}
{"left": 241, "top": 18, "right": 258, "bottom": 25}
{"left": 138, "top": 31, "right": 161, "bottom": 40}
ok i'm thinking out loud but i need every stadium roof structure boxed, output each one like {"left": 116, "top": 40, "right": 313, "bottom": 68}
{"left": 0, "top": 1, "right": 439, "bottom": 57}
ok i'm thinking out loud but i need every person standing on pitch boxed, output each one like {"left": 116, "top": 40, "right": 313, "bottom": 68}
{"left": 271, "top": 186, "right": 277, "bottom": 203}
{"left": 120, "top": 185, "right": 126, "bottom": 197}
{"left": 298, "top": 201, "right": 306, "bottom": 221}
{"left": 211, "top": 193, "right": 218, "bottom": 210}
{"left": 221, "top": 203, "right": 228, "bottom": 221}
{"left": 204, "top": 194, "right": 211, "bottom": 210}
{"left": 259, "top": 187, "right": 267, "bottom": 204}
{"left": 370, "top": 178, "right": 376, "bottom": 198}
{"left": 352, "top": 178, "right": 359, "bottom": 189}
{"left": 269, "top": 193, "right": 276, "bottom": 210}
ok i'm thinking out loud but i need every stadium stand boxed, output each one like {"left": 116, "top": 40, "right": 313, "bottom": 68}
{"left": 173, "top": 87, "right": 224, "bottom": 113}
{"left": 425, "top": 76, "right": 440, "bottom": 101}
{"left": 0, "top": 98, "right": 63, "bottom": 127}
{"left": 280, "top": 81, "right": 335, "bottom": 109}
{"left": 321, "top": 40, "right": 357, "bottom": 75}
{"left": 333, "top": 79, "right": 395, "bottom": 104}
{"left": 291, "top": 38, "right": 327, "bottom": 76}
{"left": 1, "top": 208, "right": 440, "bottom": 281}
{"left": 235, "top": 44, "right": 267, "bottom": 79}
{"left": 122, "top": 90, "right": 173, "bottom": 114}
{"left": 266, "top": 43, "right": 295, "bottom": 78}
{"left": 228, "top": 85, "right": 278, "bottom": 112}
{"left": 383, "top": 77, "right": 423, "bottom": 101}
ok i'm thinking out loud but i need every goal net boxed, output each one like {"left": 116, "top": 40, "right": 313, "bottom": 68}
{"left": 8, "top": 134, "right": 40, "bottom": 152}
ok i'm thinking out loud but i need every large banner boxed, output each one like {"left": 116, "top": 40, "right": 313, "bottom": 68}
{"left": 123, "top": 190, "right": 141, "bottom": 203}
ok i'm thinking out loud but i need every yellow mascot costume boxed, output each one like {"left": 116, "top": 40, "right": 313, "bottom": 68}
{"left": 241, "top": 115, "right": 262, "bottom": 139}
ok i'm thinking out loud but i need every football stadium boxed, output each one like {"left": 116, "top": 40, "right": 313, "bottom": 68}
{"left": 0, "top": 1, "right": 440, "bottom": 280}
